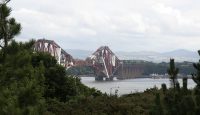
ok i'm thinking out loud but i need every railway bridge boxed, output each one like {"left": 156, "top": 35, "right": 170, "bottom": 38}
{"left": 86, "top": 46, "right": 121, "bottom": 81}
{"left": 33, "top": 39, "right": 143, "bottom": 81}
{"left": 33, "top": 39, "right": 74, "bottom": 68}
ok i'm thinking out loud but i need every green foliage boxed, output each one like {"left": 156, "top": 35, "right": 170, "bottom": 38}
{"left": 45, "top": 66, "right": 77, "bottom": 102}
{"left": 0, "top": 40, "right": 102, "bottom": 114}
{"left": 32, "top": 52, "right": 73, "bottom": 102}
{"left": 1, "top": 3, "right": 200, "bottom": 114}
{"left": 66, "top": 66, "right": 94, "bottom": 76}
{"left": 183, "top": 77, "right": 188, "bottom": 91}
{"left": 176, "top": 83, "right": 181, "bottom": 92}
{"left": 167, "top": 59, "right": 179, "bottom": 89}
{"left": 0, "top": 3, "right": 21, "bottom": 60}
{"left": 192, "top": 50, "right": 200, "bottom": 89}
{"left": 31, "top": 52, "right": 57, "bottom": 68}
{"left": 0, "top": 41, "right": 45, "bottom": 114}
{"left": 180, "top": 96, "right": 195, "bottom": 115}
{"left": 150, "top": 93, "right": 163, "bottom": 115}
{"left": 162, "top": 83, "right": 167, "bottom": 94}
{"left": 2, "top": 41, "right": 200, "bottom": 115}
{"left": 150, "top": 54, "right": 200, "bottom": 115}
{"left": 70, "top": 60, "right": 195, "bottom": 76}
{"left": 195, "top": 106, "right": 200, "bottom": 115}
{"left": 31, "top": 52, "right": 101, "bottom": 103}
{"left": 124, "top": 61, "right": 195, "bottom": 76}
{"left": 60, "top": 91, "right": 155, "bottom": 115}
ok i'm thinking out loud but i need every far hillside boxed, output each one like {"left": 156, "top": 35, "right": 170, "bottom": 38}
{"left": 65, "top": 49, "right": 199, "bottom": 62}
{"left": 67, "top": 60, "right": 195, "bottom": 77}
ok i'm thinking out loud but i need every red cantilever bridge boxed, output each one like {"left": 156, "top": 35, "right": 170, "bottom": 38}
{"left": 33, "top": 39, "right": 74, "bottom": 68}
{"left": 34, "top": 39, "right": 143, "bottom": 81}
{"left": 86, "top": 46, "right": 121, "bottom": 81}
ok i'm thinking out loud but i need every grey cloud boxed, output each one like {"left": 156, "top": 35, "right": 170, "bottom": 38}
{"left": 7, "top": 0, "right": 200, "bottom": 52}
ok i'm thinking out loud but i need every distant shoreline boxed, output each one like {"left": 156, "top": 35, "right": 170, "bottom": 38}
{"left": 78, "top": 75, "right": 192, "bottom": 79}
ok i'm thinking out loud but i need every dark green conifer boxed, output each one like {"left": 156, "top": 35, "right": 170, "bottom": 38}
{"left": 167, "top": 59, "right": 179, "bottom": 89}
{"left": 183, "top": 77, "right": 188, "bottom": 91}
{"left": 0, "top": 1, "right": 21, "bottom": 61}
{"left": 176, "top": 83, "right": 180, "bottom": 92}
{"left": 161, "top": 83, "right": 167, "bottom": 94}
{"left": 192, "top": 50, "right": 200, "bottom": 90}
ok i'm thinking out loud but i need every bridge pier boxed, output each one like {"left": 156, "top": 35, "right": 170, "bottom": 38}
{"left": 95, "top": 71, "right": 114, "bottom": 81}
{"left": 95, "top": 76, "right": 104, "bottom": 81}
{"left": 95, "top": 77, "right": 113, "bottom": 81}
{"left": 87, "top": 46, "right": 120, "bottom": 81}
{"left": 105, "top": 77, "right": 113, "bottom": 81}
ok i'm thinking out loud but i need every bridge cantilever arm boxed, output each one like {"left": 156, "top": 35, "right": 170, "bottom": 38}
{"left": 111, "top": 64, "right": 122, "bottom": 77}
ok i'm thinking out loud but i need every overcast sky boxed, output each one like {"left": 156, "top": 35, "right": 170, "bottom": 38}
{"left": 7, "top": 0, "right": 200, "bottom": 52}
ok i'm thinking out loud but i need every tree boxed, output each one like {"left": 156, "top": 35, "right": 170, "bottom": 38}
{"left": 0, "top": 1, "right": 21, "bottom": 61}
{"left": 0, "top": 40, "right": 46, "bottom": 114}
{"left": 167, "top": 59, "right": 179, "bottom": 89}
{"left": 183, "top": 77, "right": 188, "bottom": 91}
{"left": 161, "top": 83, "right": 167, "bottom": 94}
{"left": 150, "top": 93, "right": 164, "bottom": 115}
{"left": 192, "top": 50, "right": 200, "bottom": 96}
{"left": 0, "top": 0, "right": 10, "bottom": 5}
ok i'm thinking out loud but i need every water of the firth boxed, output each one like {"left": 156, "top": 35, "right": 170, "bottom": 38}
{"left": 81, "top": 77, "right": 196, "bottom": 96}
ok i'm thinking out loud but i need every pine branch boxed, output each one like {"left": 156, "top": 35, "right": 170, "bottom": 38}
{"left": 5, "top": 0, "right": 11, "bottom": 4}
{"left": 0, "top": 39, "right": 3, "bottom": 48}
{"left": 0, "top": 44, "right": 3, "bottom": 48}
{"left": 0, "top": 0, "right": 10, "bottom": 7}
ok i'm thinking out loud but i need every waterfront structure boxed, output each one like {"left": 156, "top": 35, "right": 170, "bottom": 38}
{"left": 33, "top": 39, "right": 74, "bottom": 68}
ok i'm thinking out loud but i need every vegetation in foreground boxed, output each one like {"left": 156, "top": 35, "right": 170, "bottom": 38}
{"left": 1, "top": 1, "right": 200, "bottom": 115}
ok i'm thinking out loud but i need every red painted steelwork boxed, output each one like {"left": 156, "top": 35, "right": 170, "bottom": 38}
{"left": 33, "top": 39, "right": 74, "bottom": 68}
{"left": 87, "top": 46, "right": 120, "bottom": 80}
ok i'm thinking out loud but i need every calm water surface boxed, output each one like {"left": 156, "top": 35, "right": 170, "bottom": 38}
{"left": 81, "top": 77, "right": 196, "bottom": 95}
